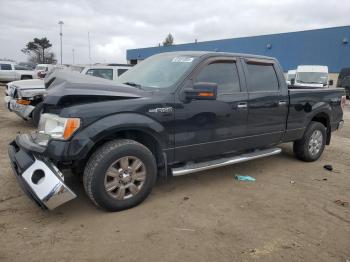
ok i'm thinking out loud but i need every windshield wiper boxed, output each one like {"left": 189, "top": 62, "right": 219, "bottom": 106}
{"left": 123, "top": 82, "right": 142, "bottom": 89}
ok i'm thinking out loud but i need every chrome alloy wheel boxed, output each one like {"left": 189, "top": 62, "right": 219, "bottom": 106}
{"left": 104, "top": 156, "right": 146, "bottom": 200}
{"left": 308, "top": 130, "right": 323, "bottom": 156}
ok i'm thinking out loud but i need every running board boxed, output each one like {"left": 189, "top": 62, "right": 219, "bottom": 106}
{"left": 172, "top": 148, "right": 282, "bottom": 176}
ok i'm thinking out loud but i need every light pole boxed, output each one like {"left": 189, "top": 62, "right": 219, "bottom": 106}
{"left": 58, "top": 21, "right": 64, "bottom": 65}
{"left": 72, "top": 48, "right": 75, "bottom": 64}
{"left": 88, "top": 32, "right": 91, "bottom": 65}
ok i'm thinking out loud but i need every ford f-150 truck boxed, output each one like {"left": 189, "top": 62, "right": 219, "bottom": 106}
{"left": 8, "top": 51, "right": 346, "bottom": 212}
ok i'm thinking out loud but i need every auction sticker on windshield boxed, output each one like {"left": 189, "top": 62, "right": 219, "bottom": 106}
{"left": 172, "top": 57, "right": 194, "bottom": 63}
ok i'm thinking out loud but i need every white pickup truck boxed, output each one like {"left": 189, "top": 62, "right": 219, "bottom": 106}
{"left": 4, "top": 64, "right": 132, "bottom": 125}
{"left": 0, "top": 61, "right": 37, "bottom": 82}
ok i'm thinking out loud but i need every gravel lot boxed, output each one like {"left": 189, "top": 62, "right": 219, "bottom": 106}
{"left": 0, "top": 84, "right": 349, "bottom": 262}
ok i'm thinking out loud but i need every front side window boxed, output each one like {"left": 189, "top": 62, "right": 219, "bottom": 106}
{"left": 246, "top": 63, "right": 279, "bottom": 92}
{"left": 196, "top": 61, "right": 240, "bottom": 94}
{"left": 1, "top": 64, "right": 12, "bottom": 70}
{"left": 86, "top": 69, "right": 113, "bottom": 80}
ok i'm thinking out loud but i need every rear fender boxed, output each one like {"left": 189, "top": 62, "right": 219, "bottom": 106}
{"left": 304, "top": 103, "right": 332, "bottom": 144}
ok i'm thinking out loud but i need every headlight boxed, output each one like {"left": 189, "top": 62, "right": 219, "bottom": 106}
{"left": 36, "top": 114, "right": 81, "bottom": 145}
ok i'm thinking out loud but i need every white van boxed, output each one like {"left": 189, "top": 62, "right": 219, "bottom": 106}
{"left": 294, "top": 65, "right": 330, "bottom": 88}
{"left": 286, "top": 69, "right": 296, "bottom": 85}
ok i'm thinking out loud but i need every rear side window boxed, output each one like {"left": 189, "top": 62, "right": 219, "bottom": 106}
{"left": 1, "top": 64, "right": 12, "bottom": 70}
{"left": 196, "top": 61, "right": 240, "bottom": 94}
{"left": 86, "top": 69, "right": 113, "bottom": 80}
{"left": 246, "top": 63, "right": 279, "bottom": 92}
{"left": 118, "top": 68, "right": 128, "bottom": 76}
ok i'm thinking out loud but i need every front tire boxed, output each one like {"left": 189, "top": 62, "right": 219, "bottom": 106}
{"left": 293, "top": 121, "right": 326, "bottom": 162}
{"left": 83, "top": 139, "right": 157, "bottom": 211}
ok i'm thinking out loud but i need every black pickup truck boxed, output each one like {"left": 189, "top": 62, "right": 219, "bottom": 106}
{"left": 8, "top": 51, "right": 346, "bottom": 211}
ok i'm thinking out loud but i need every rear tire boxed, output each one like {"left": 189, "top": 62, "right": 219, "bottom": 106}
{"left": 83, "top": 139, "right": 157, "bottom": 211}
{"left": 32, "top": 102, "right": 43, "bottom": 127}
{"left": 293, "top": 121, "right": 326, "bottom": 162}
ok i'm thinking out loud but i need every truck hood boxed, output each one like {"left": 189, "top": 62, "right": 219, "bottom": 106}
{"left": 7, "top": 79, "right": 45, "bottom": 98}
{"left": 44, "top": 71, "right": 145, "bottom": 107}
{"left": 9, "top": 79, "right": 44, "bottom": 90}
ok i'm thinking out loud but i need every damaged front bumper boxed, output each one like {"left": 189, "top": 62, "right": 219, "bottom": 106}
{"left": 4, "top": 95, "right": 35, "bottom": 120}
{"left": 8, "top": 134, "right": 76, "bottom": 210}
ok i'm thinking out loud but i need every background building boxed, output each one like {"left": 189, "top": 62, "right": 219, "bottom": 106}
{"left": 126, "top": 25, "right": 350, "bottom": 84}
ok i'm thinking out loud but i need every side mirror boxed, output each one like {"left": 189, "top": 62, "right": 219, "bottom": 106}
{"left": 184, "top": 82, "right": 217, "bottom": 100}
{"left": 329, "top": 79, "right": 334, "bottom": 86}
{"left": 290, "top": 78, "right": 295, "bottom": 86}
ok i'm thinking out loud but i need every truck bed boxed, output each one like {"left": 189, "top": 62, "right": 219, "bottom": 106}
{"left": 283, "top": 87, "right": 345, "bottom": 142}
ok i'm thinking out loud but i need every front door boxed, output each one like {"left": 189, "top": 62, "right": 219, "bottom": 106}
{"left": 173, "top": 57, "right": 249, "bottom": 162}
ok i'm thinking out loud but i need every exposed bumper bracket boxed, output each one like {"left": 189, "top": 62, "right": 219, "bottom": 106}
{"left": 8, "top": 140, "right": 76, "bottom": 210}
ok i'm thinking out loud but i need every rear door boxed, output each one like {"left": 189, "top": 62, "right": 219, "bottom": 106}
{"left": 242, "top": 58, "right": 288, "bottom": 148}
{"left": 174, "top": 57, "right": 249, "bottom": 162}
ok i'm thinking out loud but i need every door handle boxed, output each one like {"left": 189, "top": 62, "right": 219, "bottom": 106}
{"left": 237, "top": 102, "right": 248, "bottom": 109}
{"left": 278, "top": 100, "right": 287, "bottom": 106}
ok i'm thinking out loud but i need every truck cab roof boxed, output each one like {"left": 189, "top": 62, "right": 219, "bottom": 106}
{"left": 161, "top": 51, "right": 277, "bottom": 61}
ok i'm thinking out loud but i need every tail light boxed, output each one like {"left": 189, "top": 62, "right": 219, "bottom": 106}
{"left": 341, "top": 95, "right": 347, "bottom": 109}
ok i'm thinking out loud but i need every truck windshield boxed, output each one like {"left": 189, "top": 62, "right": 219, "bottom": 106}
{"left": 118, "top": 53, "right": 198, "bottom": 89}
{"left": 296, "top": 72, "right": 328, "bottom": 84}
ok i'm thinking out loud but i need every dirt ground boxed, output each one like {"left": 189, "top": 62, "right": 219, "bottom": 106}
{"left": 0, "top": 84, "right": 349, "bottom": 262}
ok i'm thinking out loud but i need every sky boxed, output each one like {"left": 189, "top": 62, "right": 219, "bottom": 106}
{"left": 0, "top": 0, "right": 349, "bottom": 64}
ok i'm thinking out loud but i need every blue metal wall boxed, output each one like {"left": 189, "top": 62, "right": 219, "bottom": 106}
{"left": 126, "top": 26, "right": 350, "bottom": 72}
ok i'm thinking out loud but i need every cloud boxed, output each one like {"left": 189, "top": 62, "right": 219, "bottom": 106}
{"left": 0, "top": 0, "right": 349, "bottom": 64}
{"left": 96, "top": 36, "right": 135, "bottom": 63}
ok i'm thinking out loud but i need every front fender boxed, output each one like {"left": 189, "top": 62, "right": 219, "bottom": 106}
{"left": 46, "top": 113, "right": 167, "bottom": 161}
